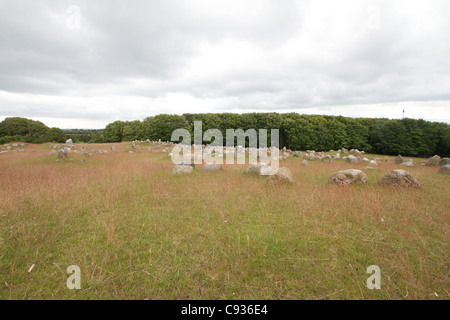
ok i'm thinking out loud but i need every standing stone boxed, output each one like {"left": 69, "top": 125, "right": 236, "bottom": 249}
{"left": 328, "top": 169, "right": 368, "bottom": 186}
{"left": 111, "top": 146, "right": 117, "bottom": 151}
{"left": 426, "top": 155, "right": 441, "bottom": 166}
{"left": 65, "top": 139, "right": 73, "bottom": 146}
{"left": 322, "top": 155, "right": 332, "bottom": 162}
{"left": 244, "top": 163, "right": 271, "bottom": 175}
{"left": 439, "top": 158, "right": 450, "bottom": 166}
{"left": 438, "top": 165, "right": 450, "bottom": 174}
{"left": 346, "top": 155, "right": 358, "bottom": 163}
{"left": 266, "top": 167, "right": 294, "bottom": 185}
{"left": 395, "top": 155, "right": 404, "bottom": 164}
{"left": 333, "top": 153, "right": 340, "bottom": 160}
{"left": 378, "top": 170, "right": 421, "bottom": 188}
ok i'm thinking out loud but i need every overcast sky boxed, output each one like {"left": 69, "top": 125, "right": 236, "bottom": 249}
{"left": 1, "top": 0, "right": 449, "bottom": 128}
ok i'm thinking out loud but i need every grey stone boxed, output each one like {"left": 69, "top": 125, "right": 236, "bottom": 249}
{"left": 438, "top": 165, "right": 450, "bottom": 174}
{"left": 378, "top": 170, "right": 421, "bottom": 188}
{"left": 328, "top": 169, "right": 368, "bottom": 186}
{"left": 426, "top": 155, "right": 441, "bottom": 166}
{"left": 267, "top": 167, "right": 294, "bottom": 185}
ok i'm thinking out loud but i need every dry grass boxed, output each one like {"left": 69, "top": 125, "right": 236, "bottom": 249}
{"left": 0, "top": 142, "right": 448, "bottom": 299}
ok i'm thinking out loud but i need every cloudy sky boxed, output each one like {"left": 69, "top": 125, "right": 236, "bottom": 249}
{"left": 1, "top": 0, "right": 449, "bottom": 128}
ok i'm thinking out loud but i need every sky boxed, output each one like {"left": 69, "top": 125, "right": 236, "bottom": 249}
{"left": 1, "top": 0, "right": 449, "bottom": 128}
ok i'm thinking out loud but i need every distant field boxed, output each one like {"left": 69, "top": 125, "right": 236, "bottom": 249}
{"left": 0, "top": 142, "right": 448, "bottom": 300}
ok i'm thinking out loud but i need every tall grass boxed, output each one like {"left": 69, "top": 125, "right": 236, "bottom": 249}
{"left": 0, "top": 143, "right": 448, "bottom": 299}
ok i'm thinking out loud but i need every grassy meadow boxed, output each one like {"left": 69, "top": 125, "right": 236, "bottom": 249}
{"left": 0, "top": 142, "right": 448, "bottom": 300}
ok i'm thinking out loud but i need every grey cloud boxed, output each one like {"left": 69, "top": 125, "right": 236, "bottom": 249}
{"left": 0, "top": 0, "right": 450, "bottom": 125}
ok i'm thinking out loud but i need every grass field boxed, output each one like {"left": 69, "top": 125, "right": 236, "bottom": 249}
{"left": 0, "top": 142, "right": 448, "bottom": 300}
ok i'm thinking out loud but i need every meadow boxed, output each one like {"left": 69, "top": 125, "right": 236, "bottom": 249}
{"left": 0, "top": 142, "right": 448, "bottom": 300}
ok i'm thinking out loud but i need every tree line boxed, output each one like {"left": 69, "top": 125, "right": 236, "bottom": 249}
{"left": 0, "top": 117, "right": 67, "bottom": 144}
{"left": 2, "top": 114, "right": 449, "bottom": 157}
{"left": 101, "top": 113, "right": 450, "bottom": 157}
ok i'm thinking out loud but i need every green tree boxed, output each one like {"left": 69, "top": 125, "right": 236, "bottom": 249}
{"left": 45, "top": 127, "right": 67, "bottom": 143}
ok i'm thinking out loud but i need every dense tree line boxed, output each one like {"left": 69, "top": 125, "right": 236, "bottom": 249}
{"left": 2, "top": 114, "right": 449, "bottom": 157}
{"left": 0, "top": 117, "right": 67, "bottom": 144}
{"left": 101, "top": 113, "right": 450, "bottom": 157}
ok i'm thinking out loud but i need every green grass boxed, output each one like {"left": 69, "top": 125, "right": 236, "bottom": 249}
{"left": 0, "top": 143, "right": 448, "bottom": 299}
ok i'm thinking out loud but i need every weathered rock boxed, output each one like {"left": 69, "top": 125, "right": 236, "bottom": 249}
{"left": 266, "top": 167, "right": 294, "bottom": 185}
{"left": 202, "top": 164, "right": 222, "bottom": 172}
{"left": 322, "top": 155, "right": 332, "bottom": 163}
{"left": 244, "top": 163, "right": 269, "bottom": 175}
{"left": 65, "top": 139, "right": 73, "bottom": 146}
{"left": 328, "top": 169, "right": 368, "bottom": 186}
{"left": 440, "top": 158, "right": 450, "bottom": 166}
{"left": 395, "top": 155, "right": 404, "bottom": 164}
{"left": 57, "top": 149, "right": 67, "bottom": 159}
{"left": 293, "top": 151, "right": 302, "bottom": 157}
{"left": 333, "top": 153, "right": 340, "bottom": 160}
{"left": 346, "top": 155, "right": 358, "bottom": 163}
{"left": 438, "top": 165, "right": 450, "bottom": 174}
{"left": 172, "top": 165, "right": 194, "bottom": 175}
{"left": 301, "top": 160, "right": 308, "bottom": 166}
{"left": 378, "top": 170, "right": 421, "bottom": 188}
{"left": 369, "top": 160, "right": 377, "bottom": 166}
{"left": 426, "top": 155, "right": 441, "bottom": 166}
{"left": 400, "top": 161, "right": 414, "bottom": 167}
{"left": 110, "top": 146, "right": 117, "bottom": 151}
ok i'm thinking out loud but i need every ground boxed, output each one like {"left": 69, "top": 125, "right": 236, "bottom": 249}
{"left": 0, "top": 142, "right": 448, "bottom": 299}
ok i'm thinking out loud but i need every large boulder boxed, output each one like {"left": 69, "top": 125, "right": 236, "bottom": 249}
{"left": 202, "top": 164, "right": 222, "bottom": 172}
{"left": 328, "top": 169, "right": 368, "bottom": 186}
{"left": 440, "top": 158, "right": 450, "bottom": 166}
{"left": 333, "top": 153, "right": 341, "bottom": 160}
{"left": 322, "top": 155, "right": 332, "bottom": 163}
{"left": 426, "top": 155, "right": 441, "bottom": 166}
{"left": 378, "top": 170, "right": 421, "bottom": 188}
{"left": 244, "top": 163, "right": 270, "bottom": 175}
{"left": 266, "top": 167, "right": 294, "bottom": 185}
{"left": 293, "top": 151, "right": 302, "bottom": 157}
{"left": 395, "top": 155, "right": 404, "bottom": 164}
{"left": 346, "top": 155, "right": 358, "bottom": 164}
{"left": 172, "top": 165, "right": 194, "bottom": 175}
{"left": 65, "top": 139, "right": 73, "bottom": 146}
{"left": 438, "top": 165, "right": 450, "bottom": 174}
